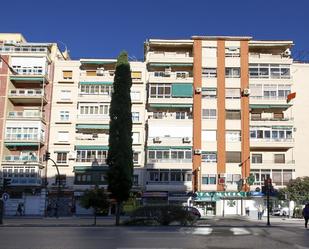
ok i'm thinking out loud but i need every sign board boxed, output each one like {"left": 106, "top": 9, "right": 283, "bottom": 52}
{"left": 2, "top": 193, "right": 9, "bottom": 202}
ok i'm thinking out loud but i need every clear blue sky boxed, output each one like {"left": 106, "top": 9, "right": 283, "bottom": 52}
{"left": 1, "top": 0, "right": 309, "bottom": 60}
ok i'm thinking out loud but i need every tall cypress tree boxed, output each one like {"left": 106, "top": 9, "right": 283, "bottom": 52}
{"left": 106, "top": 51, "right": 133, "bottom": 225}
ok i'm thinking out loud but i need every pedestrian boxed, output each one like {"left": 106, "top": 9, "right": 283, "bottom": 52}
{"left": 245, "top": 206, "right": 250, "bottom": 216}
{"left": 258, "top": 205, "right": 263, "bottom": 220}
{"left": 46, "top": 203, "right": 52, "bottom": 217}
{"left": 302, "top": 203, "right": 309, "bottom": 229}
{"left": 16, "top": 203, "right": 22, "bottom": 216}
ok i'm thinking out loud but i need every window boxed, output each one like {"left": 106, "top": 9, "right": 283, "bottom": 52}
{"left": 149, "top": 170, "right": 159, "bottom": 181}
{"left": 57, "top": 131, "right": 69, "bottom": 142}
{"left": 170, "top": 170, "right": 184, "bottom": 182}
{"left": 202, "top": 174, "right": 216, "bottom": 184}
{"left": 76, "top": 150, "right": 108, "bottom": 164}
{"left": 226, "top": 88, "right": 240, "bottom": 99}
{"left": 75, "top": 173, "right": 92, "bottom": 184}
{"left": 202, "top": 109, "right": 217, "bottom": 119}
{"left": 202, "top": 68, "right": 217, "bottom": 78}
{"left": 60, "top": 90, "right": 71, "bottom": 100}
{"left": 274, "top": 113, "right": 284, "bottom": 120}
{"left": 79, "top": 104, "right": 109, "bottom": 116}
{"left": 132, "top": 112, "right": 140, "bottom": 122}
{"left": 56, "top": 152, "right": 67, "bottom": 164}
{"left": 283, "top": 171, "right": 292, "bottom": 184}
{"left": 274, "top": 154, "right": 285, "bottom": 164}
{"left": 202, "top": 88, "right": 217, "bottom": 99}
{"left": 132, "top": 132, "right": 140, "bottom": 144}
{"left": 252, "top": 154, "right": 262, "bottom": 164}
{"left": 225, "top": 68, "right": 240, "bottom": 78}
{"left": 60, "top": 111, "right": 69, "bottom": 121}
{"left": 176, "top": 71, "right": 189, "bottom": 79}
{"left": 133, "top": 152, "right": 139, "bottom": 164}
{"left": 149, "top": 84, "right": 171, "bottom": 98}
{"left": 249, "top": 64, "right": 290, "bottom": 79}
{"left": 147, "top": 149, "right": 191, "bottom": 163}
{"left": 251, "top": 113, "right": 261, "bottom": 121}
{"left": 202, "top": 152, "right": 217, "bottom": 163}
{"left": 131, "top": 91, "right": 141, "bottom": 101}
{"left": 131, "top": 71, "right": 142, "bottom": 80}
{"left": 62, "top": 71, "right": 72, "bottom": 80}
{"left": 226, "top": 130, "right": 241, "bottom": 142}
{"left": 202, "top": 130, "right": 217, "bottom": 141}
{"left": 226, "top": 174, "right": 241, "bottom": 184}
{"left": 226, "top": 152, "right": 241, "bottom": 163}
{"left": 79, "top": 84, "right": 112, "bottom": 96}
{"left": 226, "top": 110, "right": 241, "bottom": 120}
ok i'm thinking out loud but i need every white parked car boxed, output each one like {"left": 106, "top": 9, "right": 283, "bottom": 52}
{"left": 272, "top": 207, "right": 289, "bottom": 216}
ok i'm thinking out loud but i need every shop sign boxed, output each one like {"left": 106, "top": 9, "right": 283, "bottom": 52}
{"left": 195, "top": 191, "right": 247, "bottom": 201}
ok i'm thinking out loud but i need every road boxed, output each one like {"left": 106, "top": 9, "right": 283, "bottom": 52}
{"left": 0, "top": 218, "right": 308, "bottom": 249}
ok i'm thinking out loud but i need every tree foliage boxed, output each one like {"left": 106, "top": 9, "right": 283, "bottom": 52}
{"left": 80, "top": 188, "right": 109, "bottom": 225}
{"left": 279, "top": 177, "right": 309, "bottom": 204}
{"left": 106, "top": 51, "right": 133, "bottom": 225}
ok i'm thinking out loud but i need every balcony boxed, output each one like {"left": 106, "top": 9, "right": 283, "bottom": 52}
{"left": 79, "top": 70, "right": 114, "bottom": 83}
{"left": 250, "top": 117, "right": 294, "bottom": 126}
{"left": 251, "top": 160, "right": 295, "bottom": 169}
{"left": 146, "top": 51, "right": 193, "bottom": 64}
{"left": 250, "top": 138, "right": 294, "bottom": 149}
{"left": 146, "top": 181, "right": 192, "bottom": 192}
{"left": 2, "top": 165, "right": 43, "bottom": 186}
{"left": 148, "top": 71, "right": 193, "bottom": 83}
{"left": 10, "top": 67, "right": 48, "bottom": 84}
{"left": 5, "top": 133, "right": 45, "bottom": 146}
{"left": 75, "top": 133, "right": 109, "bottom": 145}
{"left": 250, "top": 96, "right": 292, "bottom": 109}
{"left": 249, "top": 53, "right": 292, "bottom": 64}
{"left": 7, "top": 111, "right": 45, "bottom": 122}
{"left": 2, "top": 155, "right": 44, "bottom": 168}
{"left": 8, "top": 88, "right": 47, "bottom": 104}
{"left": 76, "top": 115, "right": 109, "bottom": 124}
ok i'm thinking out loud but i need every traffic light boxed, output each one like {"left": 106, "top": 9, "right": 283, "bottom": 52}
{"left": 44, "top": 151, "right": 50, "bottom": 161}
{"left": 3, "top": 178, "right": 11, "bottom": 190}
{"left": 247, "top": 175, "right": 255, "bottom": 185}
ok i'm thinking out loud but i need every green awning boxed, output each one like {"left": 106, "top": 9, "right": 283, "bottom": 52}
{"left": 10, "top": 76, "right": 44, "bottom": 81}
{"left": 76, "top": 124, "right": 109, "bottom": 129}
{"left": 79, "top": 81, "right": 113, "bottom": 85}
{"left": 149, "top": 104, "right": 192, "bottom": 108}
{"left": 74, "top": 166, "right": 108, "bottom": 173}
{"left": 147, "top": 146, "right": 192, "bottom": 150}
{"left": 149, "top": 63, "right": 193, "bottom": 67}
{"left": 5, "top": 142, "right": 39, "bottom": 147}
{"left": 195, "top": 191, "right": 248, "bottom": 201}
{"left": 272, "top": 126, "right": 293, "bottom": 130}
{"left": 172, "top": 83, "right": 193, "bottom": 97}
{"left": 250, "top": 104, "right": 292, "bottom": 109}
{"left": 75, "top": 145, "right": 109, "bottom": 150}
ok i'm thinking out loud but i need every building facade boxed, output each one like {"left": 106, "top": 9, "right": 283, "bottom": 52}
{"left": 1, "top": 33, "right": 308, "bottom": 216}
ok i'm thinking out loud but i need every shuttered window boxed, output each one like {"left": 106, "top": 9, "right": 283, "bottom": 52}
{"left": 131, "top": 71, "right": 142, "bottom": 79}
{"left": 63, "top": 71, "right": 72, "bottom": 79}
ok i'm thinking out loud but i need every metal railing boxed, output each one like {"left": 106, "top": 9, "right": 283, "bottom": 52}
{"left": 7, "top": 111, "right": 44, "bottom": 120}
{"left": 9, "top": 89, "right": 45, "bottom": 97}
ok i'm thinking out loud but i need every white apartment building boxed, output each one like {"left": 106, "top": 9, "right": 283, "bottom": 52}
{"left": 47, "top": 59, "right": 146, "bottom": 215}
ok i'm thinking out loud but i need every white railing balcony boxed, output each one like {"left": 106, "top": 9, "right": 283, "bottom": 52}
{"left": 9, "top": 88, "right": 45, "bottom": 97}
{"left": 0, "top": 46, "right": 48, "bottom": 54}
{"left": 3, "top": 155, "right": 43, "bottom": 164}
{"left": 147, "top": 51, "right": 193, "bottom": 64}
{"left": 77, "top": 115, "right": 109, "bottom": 121}
{"left": 148, "top": 72, "right": 193, "bottom": 83}
{"left": 7, "top": 111, "right": 44, "bottom": 120}
{"left": 251, "top": 160, "right": 295, "bottom": 165}
{"left": 147, "top": 112, "right": 192, "bottom": 120}
{"left": 147, "top": 159, "right": 192, "bottom": 164}
{"left": 5, "top": 133, "right": 45, "bottom": 143}
{"left": 250, "top": 116, "right": 293, "bottom": 122}
{"left": 12, "top": 67, "right": 46, "bottom": 76}
{"left": 75, "top": 134, "right": 109, "bottom": 144}
{"left": 250, "top": 138, "right": 294, "bottom": 149}
{"left": 79, "top": 71, "right": 114, "bottom": 81}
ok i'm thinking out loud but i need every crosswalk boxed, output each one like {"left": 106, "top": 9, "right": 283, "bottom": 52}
{"left": 181, "top": 227, "right": 253, "bottom": 236}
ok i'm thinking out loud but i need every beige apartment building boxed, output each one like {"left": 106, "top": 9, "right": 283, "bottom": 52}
{"left": 1, "top": 33, "right": 308, "bottom": 216}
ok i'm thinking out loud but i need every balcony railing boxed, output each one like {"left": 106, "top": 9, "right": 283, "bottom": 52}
{"left": 250, "top": 117, "right": 293, "bottom": 122}
{"left": 147, "top": 159, "right": 192, "bottom": 164}
{"left": 12, "top": 67, "right": 45, "bottom": 75}
{"left": 3, "top": 155, "right": 42, "bottom": 163}
{"left": 250, "top": 96, "right": 289, "bottom": 100}
{"left": 8, "top": 177, "right": 42, "bottom": 186}
{"left": 148, "top": 72, "right": 193, "bottom": 81}
{"left": 75, "top": 134, "right": 108, "bottom": 142}
{"left": 147, "top": 181, "right": 190, "bottom": 185}
{"left": 0, "top": 46, "right": 48, "bottom": 54}
{"left": 250, "top": 138, "right": 294, "bottom": 142}
{"left": 9, "top": 89, "right": 45, "bottom": 97}
{"left": 251, "top": 160, "right": 295, "bottom": 165}
{"left": 7, "top": 111, "right": 44, "bottom": 120}
{"left": 77, "top": 115, "right": 109, "bottom": 120}
{"left": 5, "top": 133, "right": 44, "bottom": 142}
{"left": 148, "top": 112, "right": 192, "bottom": 120}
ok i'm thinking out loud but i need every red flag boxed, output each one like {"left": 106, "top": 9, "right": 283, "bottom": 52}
{"left": 287, "top": 92, "right": 296, "bottom": 102}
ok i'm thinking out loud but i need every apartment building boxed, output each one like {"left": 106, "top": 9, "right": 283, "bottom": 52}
{"left": 47, "top": 59, "right": 146, "bottom": 215}
{"left": 1, "top": 33, "right": 308, "bottom": 217}
{"left": 144, "top": 37, "right": 297, "bottom": 216}
{"left": 0, "top": 33, "right": 66, "bottom": 215}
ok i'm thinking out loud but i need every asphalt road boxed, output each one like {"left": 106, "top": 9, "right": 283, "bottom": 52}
{"left": 0, "top": 224, "right": 308, "bottom": 249}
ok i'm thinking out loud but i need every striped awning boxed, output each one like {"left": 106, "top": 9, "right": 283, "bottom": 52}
{"left": 79, "top": 81, "right": 113, "bottom": 85}
{"left": 5, "top": 142, "right": 39, "bottom": 147}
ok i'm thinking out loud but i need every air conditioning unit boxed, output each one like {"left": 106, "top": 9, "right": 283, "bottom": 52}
{"left": 183, "top": 137, "right": 191, "bottom": 143}
{"left": 154, "top": 137, "right": 161, "bottom": 143}
{"left": 242, "top": 88, "right": 250, "bottom": 96}
{"left": 195, "top": 87, "right": 202, "bottom": 94}
{"left": 96, "top": 68, "right": 104, "bottom": 76}
{"left": 194, "top": 149, "right": 202, "bottom": 155}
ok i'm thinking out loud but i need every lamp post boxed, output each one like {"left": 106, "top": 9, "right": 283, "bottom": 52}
{"left": 44, "top": 151, "right": 61, "bottom": 217}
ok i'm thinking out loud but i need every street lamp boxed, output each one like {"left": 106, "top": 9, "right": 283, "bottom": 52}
{"left": 44, "top": 151, "right": 61, "bottom": 217}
